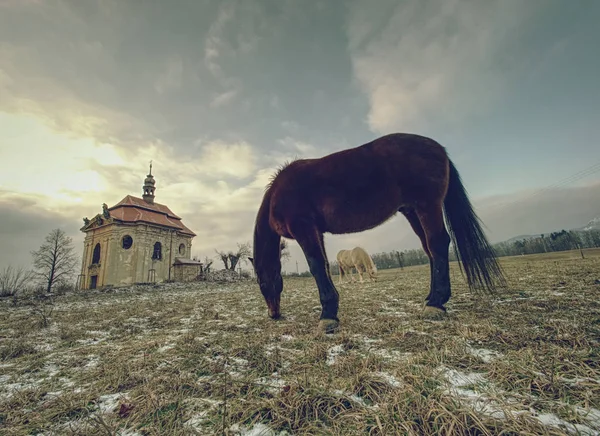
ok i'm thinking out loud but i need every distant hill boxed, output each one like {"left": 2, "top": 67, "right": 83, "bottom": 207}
{"left": 503, "top": 234, "right": 543, "bottom": 244}
{"left": 500, "top": 214, "right": 600, "bottom": 245}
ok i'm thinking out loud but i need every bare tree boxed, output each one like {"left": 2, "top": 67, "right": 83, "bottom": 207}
{"left": 248, "top": 240, "right": 291, "bottom": 269}
{"left": 203, "top": 257, "right": 213, "bottom": 273}
{"left": 0, "top": 265, "right": 34, "bottom": 298}
{"left": 280, "top": 239, "right": 291, "bottom": 263}
{"left": 31, "top": 228, "right": 78, "bottom": 293}
{"left": 216, "top": 243, "right": 252, "bottom": 271}
{"left": 229, "top": 242, "right": 251, "bottom": 271}
{"left": 215, "top": 250, "right": 230, "bottom": 270}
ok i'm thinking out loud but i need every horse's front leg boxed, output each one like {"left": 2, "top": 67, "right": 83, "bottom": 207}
{"left": 290, "top": 223, "right": 340, "bottom": 332}
{"left": 356, "top": 264, "right": 364, "bottom": 283}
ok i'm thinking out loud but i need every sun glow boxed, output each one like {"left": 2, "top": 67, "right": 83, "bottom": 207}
{"left": 0, "top": 113, "right": 124, "bottom": 205}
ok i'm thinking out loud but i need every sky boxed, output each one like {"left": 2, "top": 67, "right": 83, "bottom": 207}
{"left": 1, "top": 0, "right": 600, "bottom": 275}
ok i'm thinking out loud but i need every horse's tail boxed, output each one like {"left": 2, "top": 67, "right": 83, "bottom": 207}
{"left": 443, "top": 159, "right": 506, "bottom": 292}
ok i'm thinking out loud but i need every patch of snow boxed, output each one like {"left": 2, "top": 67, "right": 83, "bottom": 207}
{"left": 255, "top": 374, "right": 287, "bottom": 394}
{"left": 2, "top": 380, "right": 43, "bottom": 399}
{"left": 535, "top": 412, "right": 598, "bottom": 436}
{"left": 230, "top": 357, "right": 249, "bottom": 367}
{"left": 185, "top": 411, "right": 209, "bottom": 430}
{"left": 354, "top": 335, "right": 382, "bottom": 345}
{"left": 117, "top": 429, "right": 143, "bottom": 436}
{"left": 230, "top": 422, "right": 289, "bottom": 436}
{"left": 35, "top": 343, "right": 54, "bottom": 352}
{"left": 157, "top": 344, "right": 175, "bottom": 353}
{"left": 443, "top": 368, "right": 487, "bottom": 388}
{"left": 369, "top": 348, "right": 412, "bottom": 361}
{"left": 440, "top": 366, "right": 510, "bottom": 420}
{"left": 326, "top": 344, "right": 345, "bottom": 366}
{"left": 465, "top": 344, "right": 503, "bottom": 363}
{"left": 96, "top": 392, "right": 128, "bottom": 414}
{"left": 84, "top": 355, "right": 100, "bottom": 368}
{"left": 43, "top": 363, "right": 60, "bottom": 377}
{"left": 372, "top": 371, "right": 402, "bottom": 387}
{"left": 76, "top": 337, "right": 106, "bottom": 346}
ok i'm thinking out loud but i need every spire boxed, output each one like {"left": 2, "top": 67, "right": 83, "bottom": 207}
{"left": 142, "top": 160, "right": 156, "bottom": 204}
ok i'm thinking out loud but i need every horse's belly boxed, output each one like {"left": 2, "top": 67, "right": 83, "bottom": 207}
{"left": 322, "top": 201, "right": 399, "bottom": 234}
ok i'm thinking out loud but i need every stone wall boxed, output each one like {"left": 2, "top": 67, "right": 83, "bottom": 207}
{"left": 172, "top": 264, "right": 202, "bottom": 282}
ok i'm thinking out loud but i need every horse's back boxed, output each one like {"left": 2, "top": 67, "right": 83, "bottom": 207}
{"left": 266, "top": 133, "right": 450, "bottom": 236}
{"left": 351, "top": 247, "right": 370, "bottom": 264}
{"left": 336, "top": 249, "right": 351, "bottom": 265}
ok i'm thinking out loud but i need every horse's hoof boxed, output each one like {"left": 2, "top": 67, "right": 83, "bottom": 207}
{"left": 318, "top": 319, "right": 340, "bottom": 334}
{"left": 422, "top": 305, "right": 447, "bottom": 320}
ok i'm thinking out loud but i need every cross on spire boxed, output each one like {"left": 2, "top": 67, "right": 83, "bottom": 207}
{"left": 149, "top": 160, "right": 153, "bottom": 176}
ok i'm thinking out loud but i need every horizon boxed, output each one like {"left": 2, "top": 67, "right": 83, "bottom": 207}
{"left": 1, "top": 0, "right": 600, "bottom": 275}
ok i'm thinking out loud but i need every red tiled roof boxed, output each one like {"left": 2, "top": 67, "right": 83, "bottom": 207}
{"left": 111, "top": 195, "right": 181, "bottom": 219}
{"left": 108, "top": 195, "right": 196, "bottom": 236}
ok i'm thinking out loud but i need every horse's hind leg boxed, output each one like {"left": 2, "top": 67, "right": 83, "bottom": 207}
{"left": 416, "top": 205, "right": 451, "bottom": 311}
{"left": 400, "top": 208, "right": 434, "bottom": 300}
{"left": 289, "top": 222, "right": 340, "bottom": 327}
{"left": 355, "top": 263, "right": 364, "bottom": 283}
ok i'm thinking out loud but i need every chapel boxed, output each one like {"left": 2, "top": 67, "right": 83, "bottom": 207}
{"left": 78, "top": 164, "right": 201, "bottom": 289}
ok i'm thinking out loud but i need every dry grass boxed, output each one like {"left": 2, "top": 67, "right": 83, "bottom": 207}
{"left": 1, "top": 249, "right": 599, "bottom": 435}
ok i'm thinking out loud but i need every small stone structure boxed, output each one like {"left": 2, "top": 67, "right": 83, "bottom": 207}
{"left": 79, "top": 164, "right": 199, "bottom": 289}
{"left": 172, "top": 257, "right": 204, "bottom": 282}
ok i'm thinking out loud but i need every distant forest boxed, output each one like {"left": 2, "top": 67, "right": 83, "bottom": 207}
{"left": 287, "top": 229, "right": 600, "bottom": 277}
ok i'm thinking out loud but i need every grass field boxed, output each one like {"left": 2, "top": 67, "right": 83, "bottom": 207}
{"left": 1, "top": 249, "right": 600, "bottom": 435}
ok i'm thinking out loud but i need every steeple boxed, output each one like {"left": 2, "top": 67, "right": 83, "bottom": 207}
{"left": 142, "top": 160, "right": 156, "bottom": 204}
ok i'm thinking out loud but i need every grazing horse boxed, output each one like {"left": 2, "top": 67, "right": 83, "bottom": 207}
{"left": 336, "top": 247, "right": 377, "bottom": 283}
{"left": 251, "top": 133, "right": 506, "bottom": 332}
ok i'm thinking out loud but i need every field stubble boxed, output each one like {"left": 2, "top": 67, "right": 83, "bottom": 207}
{"left": 1, "top": 249, "right": 599, "bottom": 435}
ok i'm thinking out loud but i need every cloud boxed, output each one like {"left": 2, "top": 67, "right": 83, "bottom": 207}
{"left": 0, "top": 192, "right": 85, "bottom": 270}
{"left": 154, "top": 57, "right": 184, "bottom": 95}
{"left": 211, "top": 89, "right": 239, "bottom": 108}
{"left": 346, "top": 0, "right": 537, "bottom": 134}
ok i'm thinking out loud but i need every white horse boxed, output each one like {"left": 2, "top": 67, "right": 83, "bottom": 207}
{"left": 336, "top": 247, "right": 377, "bottom": 283}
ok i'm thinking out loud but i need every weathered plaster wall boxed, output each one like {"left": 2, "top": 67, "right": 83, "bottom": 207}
{"left": 80, "top": 223, "right": 194, "bottom": 289}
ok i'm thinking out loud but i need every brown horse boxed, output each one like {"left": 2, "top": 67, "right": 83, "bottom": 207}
{"left": 250, "top": 133, "right": 505, "bottom": 332}
{"left": 336, "top": 247, "right": 377, "bottom": 283}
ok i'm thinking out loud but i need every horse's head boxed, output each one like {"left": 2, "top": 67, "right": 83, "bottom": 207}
{"left": 369, "top": 264, "right": 378, "bottom": 281}
{"left": 258, "top": 273, "right": 283, "bottom": 319}
{"left": 251, "top": 256, "right": 283, "bottom": 318}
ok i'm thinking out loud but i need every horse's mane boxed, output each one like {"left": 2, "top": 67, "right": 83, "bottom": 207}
{"left": 264, "top": 159, "right": 299, "bottom": 192}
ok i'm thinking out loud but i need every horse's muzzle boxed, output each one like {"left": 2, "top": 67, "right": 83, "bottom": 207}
{"left": 266, "top": 298, "right": 281, "bottom": 319}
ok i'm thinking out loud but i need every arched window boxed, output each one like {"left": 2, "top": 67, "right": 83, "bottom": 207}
{"left": 152, "top": 242, "right": 162, "bottom": 260}
{"left": 178, "top": 243, "right": 185, "bottom": 255}
{"left": 92, "top": 243, "right": 101, "bottom": 264}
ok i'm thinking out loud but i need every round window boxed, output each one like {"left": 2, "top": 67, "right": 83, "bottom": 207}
{"left": 122, "top": 235, "right": 133, "bottom": 249}
{"left": 178, "top": 243, "right": 185, "bottom": 255}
